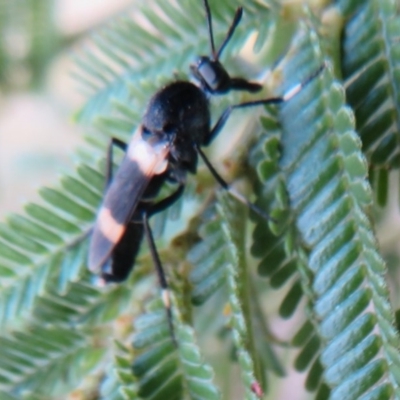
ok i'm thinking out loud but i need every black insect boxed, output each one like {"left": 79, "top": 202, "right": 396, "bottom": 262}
{"left": 89, "top": 0, "right": 322, "bottom": 334}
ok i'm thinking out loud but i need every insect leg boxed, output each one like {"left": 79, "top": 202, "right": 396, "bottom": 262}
{"left": 142, "top": 210, "right": 176, "bottom": 344}
{"left": 204, "top": 64, "right": 325, "bottom": 146}
{"left": 199, "top": 66, "right": 325, "bottom": 219}
{"left": 205, "top": 97, "right": 284, "bottom": 146}
{"left": 229, "top": 77, "right": 263, "bottom": 93}
{"left": 147, "top": 185, "right": 185, "bottom": 217}
{"left": 106, "top": 138, "right": 128, "bottom": 187}
{"left": 196, "top": 145, "right": 271, "bottom": 221}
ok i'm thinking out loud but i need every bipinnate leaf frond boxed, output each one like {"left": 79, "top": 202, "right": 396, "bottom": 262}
{"left": 252, "top": 21, "right": 400, "bottom": 399}
{"left": 131, "top": 297, "right": 220, "bottom": 400}
{"left": 341, "top": 0, "right": 400, "bottom": 203}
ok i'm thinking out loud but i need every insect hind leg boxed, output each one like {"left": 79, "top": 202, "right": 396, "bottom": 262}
{"left": 137, "top": 185, "right": 185, "bottom": 345}
{"left": 142, "top": 210, "right": 176, "bottom": 345}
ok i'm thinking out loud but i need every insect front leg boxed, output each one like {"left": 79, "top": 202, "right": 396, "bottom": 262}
{"left": 204, "top": 64, "right": 325, "bottom": 146}
{"left": 204, "top": 97, "right": 284, "bottom": 146}
{"left": 197, "top": 66, "right": 325, "bottom": 219}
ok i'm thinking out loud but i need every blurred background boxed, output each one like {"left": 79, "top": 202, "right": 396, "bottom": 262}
{"left": 0, "top": 0, "right": 133, "bottom": 218}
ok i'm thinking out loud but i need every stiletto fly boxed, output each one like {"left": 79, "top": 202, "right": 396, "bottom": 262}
{"left": 88, "top": 0, "right": 324, "bottom": 339}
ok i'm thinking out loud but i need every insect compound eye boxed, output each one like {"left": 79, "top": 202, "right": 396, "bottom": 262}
{"left": 194, "top": 56, "right": 230, "bottom": 94}
{"left": 197, "top": 58, "right": 218, "bottom": 88}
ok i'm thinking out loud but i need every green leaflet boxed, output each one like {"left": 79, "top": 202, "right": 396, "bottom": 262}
{"left": 0, "top": 324, "right": 106, "bottom": 397}
{"left": 188, "top": 198, "right": 285, "bottom": 395}
{"left": 250, "top": 84, "right": 324, "bottom": 395}
{"left": 248, "top": 8, "right": 400, "bottom": 397}
{"left": 341, "top": 0, "right": 400, "bottom": 170}
{"left": 217, "top": 193, "right": 264, "bottom": 400}
{"left": 0, "top": 163, "right": 100, "bottom": 327}
{"left": 188, "top": 211, "right": 230, "bottom": 305}
{"left": 132, "top": 298, "right": 220, "bottom": 400}
{"left": 100, "top": 341, "right": 139, "bottom": 400}
{"left": 277, "top": 24, "right": 400, "bottom": 399}
{"left": 0, "top": 276, "right": 136, "bottom": 396}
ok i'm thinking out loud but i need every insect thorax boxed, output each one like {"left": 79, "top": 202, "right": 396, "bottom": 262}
{"left": 142, "top": 81, "right": 210, "bottom": 146}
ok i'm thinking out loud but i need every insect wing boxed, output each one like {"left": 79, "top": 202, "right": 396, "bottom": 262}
{"left": 89, "top": 131, "right": 170, "bottom": 273}
{"left": 100, "top": 221, "right": 145, "bottom": 283}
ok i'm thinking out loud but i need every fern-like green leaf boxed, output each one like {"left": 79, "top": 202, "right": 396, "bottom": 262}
{"left": 132, "top": 297, "right": 220, "bottom": 400}
{"left": 0, "top": 323, "right": 106, "bottom": 397}
{"left": 217, "top": 193, "right": 266, "bottom": 399}
{"left": 188, "top": 209, "right": 230, "bottom": 306}
{"left": 341, "top": 0, "right": 400, "bottom": 168}
{"left": 250, "top": 87, "right": 326, "bottom": 395}
{"left": 189, "top": 196, "right": 286, "bottom": 393}
{"left": 99, "top": 341, "right": 139, "bottom": 400}
{"left": 272, "top": 23, "right": 400, "bottom": 399}
{"left": 0, "top": 162, "right": 101, "bottom": 328}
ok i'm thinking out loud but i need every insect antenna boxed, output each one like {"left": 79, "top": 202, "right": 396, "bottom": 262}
{"left": 215, "top": 7, "right": 243, "bottom": 60}
{"left": 203, "top": 0, "right": 244, "bottom": 61}
{"left": 203, "top": 0, "right": 216, "bottom": 58}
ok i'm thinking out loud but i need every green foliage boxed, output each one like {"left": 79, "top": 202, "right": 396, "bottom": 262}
{"left": 273, "top": 24, "right": 400, "bottom": 399}
{"left": 1, "top": 0, "right": 400, "bottom": 399}
{"left": 0, "top": 0, "right": 62, "bottom": 90}
{"left": 340, "top": 0, "right": 400, "bottom": 203}
{"left": 132, "top": 298, "right": 220, "bottom": 400}
{"left": 217, "top": 193, "right": 267, "bottom": 399}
